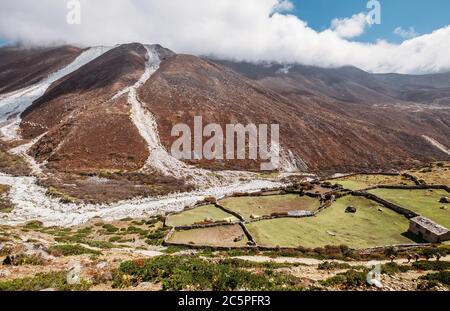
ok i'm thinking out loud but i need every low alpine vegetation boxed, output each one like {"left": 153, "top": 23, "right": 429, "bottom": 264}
{"left": 113, "top": 255, "right": 305, "bottom": 291}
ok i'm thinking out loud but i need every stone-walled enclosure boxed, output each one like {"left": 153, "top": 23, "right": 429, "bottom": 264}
{"left": 162, "top": 171, "right": 450, "bottom": 251}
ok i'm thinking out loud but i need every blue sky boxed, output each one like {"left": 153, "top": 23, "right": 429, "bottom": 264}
{"left": 290, "top": 0, "right": 450, "bottom": 43}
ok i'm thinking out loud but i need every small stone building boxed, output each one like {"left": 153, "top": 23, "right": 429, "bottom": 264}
{"left": 409, "top": 216, "right": 450, "bottom": 243}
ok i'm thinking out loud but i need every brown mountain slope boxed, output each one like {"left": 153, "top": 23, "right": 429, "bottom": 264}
{"left": 212, "top": 60, "right": 450, "bottom": 106}
{"left": 6, "top": 43, "right": 450, "bottom": 177}
{"left": 0, "top": 45, "right": 83, "bottom": 95}
{"left": 140, "top": 54, "right": 450, "bottom": 174}
{"left": 20, "top": 43, "right": 150, "bottom": 173}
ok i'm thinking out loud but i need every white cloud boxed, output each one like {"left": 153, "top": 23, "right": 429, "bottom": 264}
{"left": 0, "top": 0, "right": 449, "bottom": 74}
{"left": 331, "top": 13, "right": 369, "bottom": 39}
{"left": 271, "top": 0, "right": 294, "bottom": 14}
{"left": 394, "top": 26, "right": 419, "bottom": 39}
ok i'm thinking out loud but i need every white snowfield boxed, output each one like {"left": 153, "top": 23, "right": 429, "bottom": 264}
{"left": 0, "top": 46, "right": 112, "bottom": 141}
{"left": 9, "top": 133, "right": 47, "bottom": 175}
{"left": 422, "top": 135, "right": 450, "bottom": 156}
{"left": 0, "top": 173, "right": 283, "bottom": 227}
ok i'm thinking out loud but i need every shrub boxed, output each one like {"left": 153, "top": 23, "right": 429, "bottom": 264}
{"left": 420, "top": 271, "right": 450, "bottom": 286}
{"left": 101, "top": 224, "right": 119, "bottom": 233}
{"left": 84, "top": 240, "right": 116, "bottom": 249}
{"left": 145, "top": 228, "right": 169, "bottom": 245}
{"left": 321, "top": 270, "right": 368, "bottom": 289}
{"left": 384, "top": 246, "right": 397, "bottom": 257}
{"left": 0, "top": 271, "right": 91, "bottom": 291}
{"left": 113, "top": 256, "right": 304, "bottom": 291}
{"left": 49, "top": 244, "right": 101, "bottom": 256}
{"left": 412, "top": 261, "right": 450, "bottom": 271}
{"left": 24, "top": 221, "right": 44, "bottom": 229}
{"left": 381, "top": 262, "right": 410, "bottom": 275}
{"left": 15, "top": 254, "right": 44, "bottom": 266}
{"left": 46, "top": 187, "right": 78, "bottom": 204}
{"left": 318, "top": 261, "right": 352, "bottom": 271}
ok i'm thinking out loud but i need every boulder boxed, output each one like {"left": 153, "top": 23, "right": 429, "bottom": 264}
{"left": 0, "top": 269, "right": 11, "bottom": 278}
{"left": 233, "top": 235, "right": 245, "bottom": 243}
{"left": 203, "top": 217, "right": 214, "bottom": 223}
{"left": 96, "top": 261, "right": 109, "bottom": 270}
{"left": 345, "top": 206, "right": 357, "bottom": 213}
{"left": 204, "top": 196, "right": 217, "bottom": 204}
{"left": 439, "top": 197, "right": 450, "bottom": 204}
{"left": 2, "top": 256, "right": 12, "bottom": 266}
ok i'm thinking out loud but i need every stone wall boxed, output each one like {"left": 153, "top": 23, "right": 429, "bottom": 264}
{"left": 351, "top": 191, "right": 418, "bottom": 219}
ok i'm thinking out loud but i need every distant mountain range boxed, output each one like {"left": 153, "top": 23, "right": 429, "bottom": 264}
{"left": 0, "top": 43, "right": 449, "bottom": 179}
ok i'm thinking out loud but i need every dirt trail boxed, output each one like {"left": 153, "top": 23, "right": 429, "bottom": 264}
{"left": 231, "top": 255, "right": 450, "bottom": 266}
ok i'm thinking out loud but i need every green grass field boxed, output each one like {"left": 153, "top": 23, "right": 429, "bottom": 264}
{"left": 368, "top": 188, "right": 450, "bottom": 228}
{"left": 326, "top": 174, "right": 415, "bottom": 191}
{"left": 218, "top": 194, "right": 320, "bottom": 221}
{"left": 246, "top": 196, "right": 413, "bottom": 249}
{"left": 165, "top": 205, "right": 238, "bottom": 227}
{"left": 167, "top": 224, "right": 249, "bottom": 247}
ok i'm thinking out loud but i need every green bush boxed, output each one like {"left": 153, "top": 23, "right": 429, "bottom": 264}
{"left": 24, "top": 221, "right": 44, "bottom": 229}
{"left": 412, "top": 261, "right": 450, "bottom": 271}
{"left": 113, "top": 256, "right": 304, "bottom": 291}
{"left": 49, "top": 244, "right": 101, "bottom": 256}
{"left": 381, "top": 262, "right": 411, "bottom": 275}
{"left": 0, "top": 271, "right": 91, "bottom": 291}
{"left": 420, "top": 271, "right": 450, "bottom": 286}
{"left": 321, "top": 269, "right": 368, "bottom": 289}
{"left": 15, "top": 254, "right": 44, "bottom": 266}
{"left": 84, "top": 240, "right": 116, "bottom": 249}
{"left": 101, "top": 224, "right": 119, "bottom": 233}
{"left": 218, "top": 258, "right": 300, "bottom": 269}
{"left": 318, "top": 261, "right": 352, "bottom": 271}
{"left": 145, "top": 228, "right": 169, "bottom": 245}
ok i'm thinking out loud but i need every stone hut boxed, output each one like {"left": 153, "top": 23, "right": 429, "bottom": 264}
{"left": 409, "top": 216, "right": 450, "bottom": 243}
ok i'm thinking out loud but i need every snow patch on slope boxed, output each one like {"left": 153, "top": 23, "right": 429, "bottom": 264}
{"left": 115, "top": 45, "right": 245, "bottom": 186}
{"left": 9, "top": 133, "right": 47, "bottom": 175}
{"left": 0, "top": 46, "right": 112, "bottom": 141}
{"left": 422, "top": 135, "right": 450, "bottom": 156}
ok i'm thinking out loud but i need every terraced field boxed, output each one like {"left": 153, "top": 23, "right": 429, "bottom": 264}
{"left": 368, "top": 188, "right": 450, "bottom": 228}
{"left": 167, "top": 224, "right": 249, "bottom": 247}
{"left": 246, "top": 196, "right": 413, "bottom": 249}
{"left": 165, "top": 204, "right": 237, "bottom": 227}
{"left": 407, "top": 162, "right": 450, "bottom": 186}
{"left": 326, "top": 174, "right": 415, "bottom": 191}
{"left": 218, "top": 194, "right": 320, "bottom": 221}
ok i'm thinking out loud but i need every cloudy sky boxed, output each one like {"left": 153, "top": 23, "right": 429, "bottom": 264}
{"left": 0, "top": 0, "right": 449, "bottom": 74}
